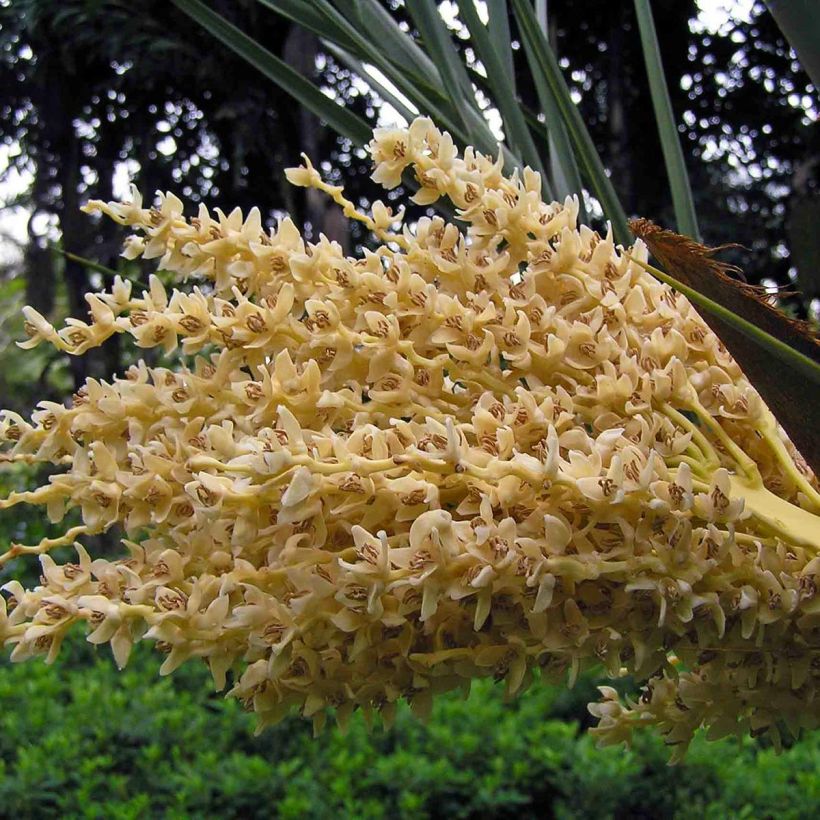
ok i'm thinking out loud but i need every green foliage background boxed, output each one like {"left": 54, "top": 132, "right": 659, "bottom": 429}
{"left": 1, "top": 637, "right": 818, "bottom": 819}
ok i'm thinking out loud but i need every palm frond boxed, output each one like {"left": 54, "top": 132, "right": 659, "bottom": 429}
{"left": 511, "top": 0, "right": 630, "bottom": 244}
{"left": 171, "top": 0, "right": 373, "bottom": 146}
{"left": 633, "top": 0, "right": 700, "bottom": 239}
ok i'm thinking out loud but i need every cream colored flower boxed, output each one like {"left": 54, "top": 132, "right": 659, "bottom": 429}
{"left": 2, "top": 118, "right": 819, "bottom": 757}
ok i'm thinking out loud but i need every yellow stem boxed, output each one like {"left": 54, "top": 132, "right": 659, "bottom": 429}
{"left": 0, "top": 453, "right": 72, "bottom": 466}
{"left": 756, "top": 410, "right": 820, "bottom": 510}
{"left": 685, "top": 396, "right": 760, "bottom": 481}
{"left": 728, "top": 474, "right": 820, "bottom": 551}
{"left": 0, "top": 525, "right": 90, "bottom": 566}
{"left": 293, "top": 157, "right": 408, "bottom": 250}
{"left": 665, "top": 454, "right": 712, "bottom": 479}
{"left": 661, "top": 403, "right": 720, "bottom": 469}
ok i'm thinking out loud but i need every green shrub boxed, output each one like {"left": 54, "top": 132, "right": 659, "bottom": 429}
{"left": 0, "top": 636, "right": 817, "bottom": 819}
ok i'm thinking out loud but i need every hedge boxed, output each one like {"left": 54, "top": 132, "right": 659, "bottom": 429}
{"left": 0, "top": 636, "right": 817, "bottom": 819}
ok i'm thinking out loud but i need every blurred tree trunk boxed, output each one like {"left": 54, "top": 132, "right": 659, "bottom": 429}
{"left": 35, "top": 61, "right": 91, "bottom": 390}
{"left": 607, "top": 4, "right": 634, "bottom": 215}
{"left": 93, "top": 148, "right": 123, "bottom": 383}
{"left": 787, "top": 154, "right": 820, "bottom": 304}
{"left": 55, "top": 112, "right": 91, "bottom": 389}
{"left": 24, "top": 172, "right": 56, "bottom": 317}
{"left": 283, "top": 26, "right": 349, "bottom": 252}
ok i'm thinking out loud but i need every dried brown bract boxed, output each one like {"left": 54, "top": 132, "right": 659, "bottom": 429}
{"left": 630, "top": 217, "right": 820, "bottom": 474}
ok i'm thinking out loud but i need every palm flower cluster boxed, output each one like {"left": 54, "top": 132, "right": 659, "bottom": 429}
{"left": 1, "top": 118, "right": 819, "bottom": 758}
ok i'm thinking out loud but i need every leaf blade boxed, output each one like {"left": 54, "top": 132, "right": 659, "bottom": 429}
{"left": 765, "top": 0, "right": 820, "bottom": 89}
{"left": 263, "top": 0, "right": 501, "bottom": 159}
{"left": 171, "top": 0, "right": 373, "bottom": 146}
{"left": 322, "top": 42, "right": 418, "bottom": 124}
{"left": 532, "top": 1, "right": 586, "bottom": 217}
{"left": 633, "top": 0, "right": 700, "bottom": 239}
{"left": 406, "top": 0, "right": 478, "bottom": 135}
{"left": 487, "top": 0, "right": 515, "bottom": 86}
{"left": 456, "top": 0, "right": 551, "bottom": 191}
{"left": 511, "top": 0, "right": 630, "bottom": 245}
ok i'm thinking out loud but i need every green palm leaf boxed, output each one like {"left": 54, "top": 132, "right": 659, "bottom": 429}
{"left": 170, "top": 0, "right": 373, "bottom": 146}
{"left": 406, "top": 0, "right": 477, "bottom": 136}
{"left": 510, "top": 0, "right": 631, "bottom": 245}
{"left": 456, "top": 0, "right": 549, "bottom": 185}
{"left": 633, "top": 0, "right": 700, "bottom": 239}
{"left": 532, "top": 1, "right": 586, "bottom": 216}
